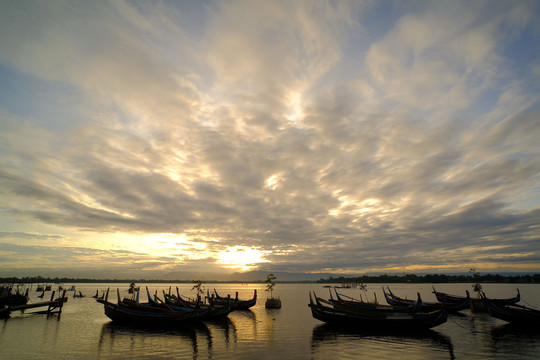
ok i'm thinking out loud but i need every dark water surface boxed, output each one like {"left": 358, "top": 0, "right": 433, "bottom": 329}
{"left": 1, "top": 283, "right": 539, "bottom": 359}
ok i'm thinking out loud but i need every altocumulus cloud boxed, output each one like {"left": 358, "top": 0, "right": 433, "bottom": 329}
{"left": 0, "top": 0, "right": 539, "bottom": 278}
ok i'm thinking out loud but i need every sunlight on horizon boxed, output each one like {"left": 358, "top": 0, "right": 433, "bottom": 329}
{"left": 217, "top": 245, "right": 271, "bottom": 271}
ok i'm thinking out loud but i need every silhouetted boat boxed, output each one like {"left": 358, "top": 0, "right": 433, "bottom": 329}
{"left": 383, "top": 287, "right": 443, "bottom": 312}
{"left": 308, "top": 292, "right": 447, "bottom": 331}
{"left": 163, "top": 290, "right": 234, "bottom": 319}
{"left": 100, "top": 299, "right": 200, "bottom": 325}
{"left": 470, "top": 289, "right": 520, "bottom": 312}
{"left": 167, "top": 287, "right": 205, "bottom": 308}
{"left": 329, "top": 289, "right": 421, "bottom": 312}
{"left": 482, "top": 292, "right": 540, "bottom": 325}
{"left": 432, "top": 287, "right": 471, "bottom": 312}
{"left": 212, "top": 289, "right": 257, "bottom": 309}
{"left": 97, "top": 288, "right": 202, "bottom": 325}
{"left": 0, "top": 286, "right": 29, "bottom": 307}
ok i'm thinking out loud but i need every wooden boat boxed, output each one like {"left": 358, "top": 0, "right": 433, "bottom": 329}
{"left": 122, "top": 287, "right": 232, "bottom": 320}
{"left": 97, "top": 289, "right": 202, "bottom": 325}
{"left": 0, "top": 287, "right": 29, "bottom": 307}
{"left": 482, "top": 293, "right": 540, "bottom": 325}
{"left": 212, "top": 289, "right": 257, "bottom": 310}
{"left": 383, "top": 287, "right": 443, "bottom": 312}
{"left": 158, "top": 287, "right": 205, "bottom": 309}
{"left": 163, "top": 290, "right": 234, "bottom": 319}
{"left": 101, "top": 300, "right": 200, "bottom": 325}
{"left": 470, "top": 289, "right": 520, "bottom": 312}
{"left": 116, "top": 288, "right": 197, "bottom": 314}
{"left": 309, "top": 292, "right": 447, "bottom": 331}
{"left": 432, "top": 287, "right": 471, "bottom": 312}
{"left": 329, "top": 289, "right": 421, "bottom": 313}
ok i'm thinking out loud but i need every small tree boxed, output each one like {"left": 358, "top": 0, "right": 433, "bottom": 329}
{"left": 358, "top": 283, "right": 369, "bottom": 302}
{"left": 192, "top": 280, "right": 204, "bottom": 302}
{"left": 470, "top": 268, "right": 482, "bottom": 297}
{"left": 265, "top": 273, "right": 277, "bottom": 298}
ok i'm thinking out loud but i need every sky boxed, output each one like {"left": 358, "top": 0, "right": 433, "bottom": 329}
{"left": 1, "top": 0, "right": 539, "bottom": 280}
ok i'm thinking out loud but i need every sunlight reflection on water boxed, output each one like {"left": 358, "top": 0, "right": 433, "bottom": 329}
{"left": 1, "top": 283, "right": 540, "bottom": 359}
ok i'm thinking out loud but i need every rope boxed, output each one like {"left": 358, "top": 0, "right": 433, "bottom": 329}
{"left": 520, "top": 299, "right": 539, "bottom": 309}
{"left": 447, "top": 315, "right": 491, "bottom": 335}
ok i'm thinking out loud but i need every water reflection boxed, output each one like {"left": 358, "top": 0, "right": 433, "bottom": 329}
{"left": 98, "top": 320, "right": 241, "bottom": 359}
{"left": 204, "top": 316, "right": 238, "bottom": 355}
{"left": 311, "top": 324, "right": 455, "bottom": 360}
{"left": 489, "top": 323, "right": 540, "bottom": 360}
{"left": 228, "top": 309, "right": 258, "bottom": 340}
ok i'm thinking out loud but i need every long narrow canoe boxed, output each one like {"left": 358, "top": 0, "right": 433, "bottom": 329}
{"left": 383, "top": 287, "right": 443, "bottom": 312}
{"left": 432, "top": 287, "right": 471, "bottom": 312}
{"left": 470, "top": 289, "right": 520, "bottom": 312}
{"left": 102, "top": 301, "right": 200, "bottom": 324}
{"left": 482, "top": 293, "right": 539, "bottom": 325}
{"left": 309, "top": 292, "right": 447, "bottom": 331}
{"left": 97, "top": 288, "right": 204, "bottom": 325}
{"left": 212, "top": 289, "right": 257, "bottom": 310}
{"left": 164, "top": 291, "right": 233, "bottom": 319}
{"left": 330, "top": 289, "right": 421, "bottom": 313}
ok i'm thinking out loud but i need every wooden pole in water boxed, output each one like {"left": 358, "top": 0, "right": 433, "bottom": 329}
{"left": 47, "top": 291, "right": 56, "bottom": 315}
{"left": 58, "top": 290, "right": 66, "bottom": 315}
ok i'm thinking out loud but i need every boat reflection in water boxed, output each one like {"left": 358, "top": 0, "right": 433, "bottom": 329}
{"left": 97, "top": 317, "right": 238, "bottom": 359}
{"left": 489, "top": 323, "right": 540, "bottom": 359}
{"left": 311, "top": 324, "right": 455, "bottom": 360}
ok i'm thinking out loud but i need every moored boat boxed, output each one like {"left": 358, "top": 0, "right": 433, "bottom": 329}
{"left": 308, "top": 292, "right": 447, "bottom": 331}
{"left": 330, "top": 289, "right": 421, "bottom": 313}
{"left": 470, "top": 289, "right": 520, "bottom": 312}
{"left": 383, "top": 287, "right": 443, "bottom": 312}
{"left": 212, "top": 289, "right": 257, "bottom": 310}
{"left": 101, "top": 300, "right": 200, "bottom": 325}
{"left": 482, "top": 292, "right": 539, "bottom": 325}
{"left": 97, "top": 288, "right": 202, "bottom": 325}
{"left": 163, "top": 289, "right": 234, "bottom": 319}
{"left": 432, "top": 287, "right": 471, "bottom": 312}
{"left": 0, "top": 286, "right": 29, "bottom": 307}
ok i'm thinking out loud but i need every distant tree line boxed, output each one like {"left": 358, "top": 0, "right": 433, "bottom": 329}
{"left": 0, "top": 276, "right": 284, "bottom": 284}
{"left": 0, "top": 276, "right": 198, "bottom": 284}
{"left": 317, "top": 273, "right": 540, "bottom": 284}
{"left": 2, "top": 273, "right": 540, "bottom": 284}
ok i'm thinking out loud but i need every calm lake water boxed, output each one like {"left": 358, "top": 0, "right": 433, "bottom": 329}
{"left": 1, "top": 283, "right": 540, "bottom": 359}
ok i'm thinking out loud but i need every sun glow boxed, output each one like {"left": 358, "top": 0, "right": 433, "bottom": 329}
{"left": 284, "top": 91, "right": 304, "bottom": 123}
{"left": 217, "top": 246, "right": 270, "bottom": 271}
{"left": 265, "top": 174, "right": 282, "bottom": 190}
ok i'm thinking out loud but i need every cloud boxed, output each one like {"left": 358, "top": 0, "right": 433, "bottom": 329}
{"left": 0, "top": 0, "right": 539, "bottom": 277}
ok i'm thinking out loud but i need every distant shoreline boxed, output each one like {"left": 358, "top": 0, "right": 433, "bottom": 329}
{"left": 2, "top": 273, "right": 539, "bottom": 284}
